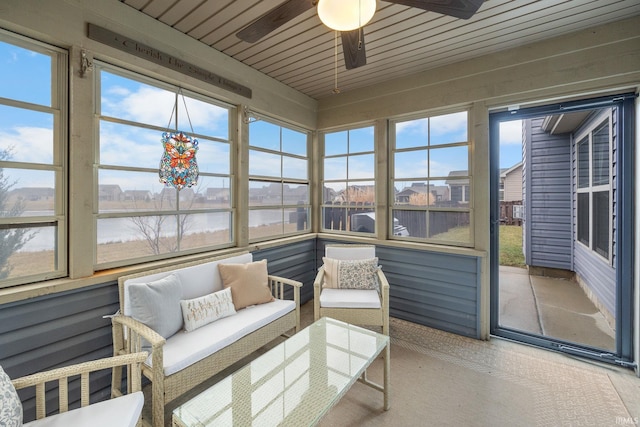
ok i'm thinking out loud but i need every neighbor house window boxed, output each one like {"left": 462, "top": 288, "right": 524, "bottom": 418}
{"left": 0, "top": 33, "right": 67, "bottom": 288}
{"left": 248, "top": 118, "right": 310, "bottom": 241}
{"left": 96, "top": 65, "right": 233, "bottom": 267}
{"left": 321, "top": 126, "right": 375, "bottom": 235}
{"left": 576, "top": 115, "right": 611, "bottom": 261}
{"left": 391, "top": 111, "right": 472, "bottom": 245}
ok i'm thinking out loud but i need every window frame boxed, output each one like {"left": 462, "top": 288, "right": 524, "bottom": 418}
{"left": 247, "top": 114, "right": 311, "bottom": 243}
{"left": 574, "top": 111, "right": 613, "bottom": 264}
{"left": 0, "top": 30, "right": 68, "bottom": 289}
{"left": 320, "top": 124, "right": 376, "bottom": 236}
{"left": 389, "top": 109, "right": 473, "bottom": 247}
{"left": 94, "top": 62, "right": 236, "bottom": 269}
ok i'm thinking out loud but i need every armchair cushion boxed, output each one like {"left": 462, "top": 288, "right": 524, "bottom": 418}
{"left": 322, "top": 257, "right": 379, "bottom": 290}
{"left": 180, "top": 287, "right": 236, "bottom": 332}
{"left": 319, "top": 289, "right": 382, "bottom": 309}
{"left": 219, "top": 259, "right": 274, "bottom": 310}
{"left": 0, "top": 366, "right": 22, "bottom": 427}
{"left": 128, "top": 273, "right": 183, "bottom": 340}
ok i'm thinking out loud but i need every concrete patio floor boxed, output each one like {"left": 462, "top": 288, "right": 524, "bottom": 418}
{"left": 498, "top": 266, "right": 616, "bottom": 351}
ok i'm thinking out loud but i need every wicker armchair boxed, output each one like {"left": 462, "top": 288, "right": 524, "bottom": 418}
{"left": 9, "top": 352, "right": 147, "bottom": 427}
{"left": 314, "top": 244, "right": 390, "bottom": 335}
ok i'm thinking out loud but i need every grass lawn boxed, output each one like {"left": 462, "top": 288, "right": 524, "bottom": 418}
{"left": 500, "top": 225, "right": 525, "bottom": 267}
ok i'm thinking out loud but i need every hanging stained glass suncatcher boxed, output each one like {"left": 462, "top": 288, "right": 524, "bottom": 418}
{"left": 159, "top": 131, "right": 199, "bottom": 190}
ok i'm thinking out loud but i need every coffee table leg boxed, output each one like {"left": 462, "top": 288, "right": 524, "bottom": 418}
{"left": 384, "top": 341, "right": 390, "bottom": 410}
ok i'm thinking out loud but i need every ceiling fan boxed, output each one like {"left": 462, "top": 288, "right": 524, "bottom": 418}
{"left": 236, "top": 0, "right": 484, "bottom": 70}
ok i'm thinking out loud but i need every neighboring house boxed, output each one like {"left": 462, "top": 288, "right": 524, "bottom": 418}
{"left": 500, "top": 162, "right": 523, "bottom": 202}
{"left": 206, "top": 187, "right": 230, "bottom": 202}
{"left": 395, "top": 182, "right": 450, "bottom": 204}
{"left": 98, "top": 185, "right": 123, "bottom": 201}
{"left": 523, "top": 108, "right": 615, "bottom": 321}
{"left": 9, "top": 187, "right": 54, "bottom": 201}
{"left": 122, "top": 190, "right": 153, "bottom": 202}
{"left": 445, "top": 171, "right": 470, "bottom": 203}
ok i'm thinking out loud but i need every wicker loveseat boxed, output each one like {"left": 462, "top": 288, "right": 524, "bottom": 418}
{"left": 111, "top": 252, "right": 301, "bottom": 427}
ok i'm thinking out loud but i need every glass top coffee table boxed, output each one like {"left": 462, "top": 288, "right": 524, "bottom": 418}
{"left": 172, "top": 317, "right": 390, "bottom": 426}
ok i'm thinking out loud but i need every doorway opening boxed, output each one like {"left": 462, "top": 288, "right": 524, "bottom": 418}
{"left": 489, "top": 94, "right": 635, "bottom": 366}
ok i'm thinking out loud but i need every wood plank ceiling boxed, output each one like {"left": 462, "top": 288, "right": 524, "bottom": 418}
{"left": 120, "top": 0, "right": 640, "bottom": 100}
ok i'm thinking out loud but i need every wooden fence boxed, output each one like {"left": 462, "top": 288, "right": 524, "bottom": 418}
{"left": 500, "top": 200, "right": 523, "bottom": 226}
{"left": 322, "top": 201, "right": 470, "bottom": 237}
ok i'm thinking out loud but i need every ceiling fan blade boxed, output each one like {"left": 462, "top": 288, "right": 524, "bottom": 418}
{"left": 387, "top": 0, "right": 483, "bottom": 20}
{"left": 236, "top": 0, "right": 316, "bottom": 43}
{"left": 341, "top": 29, "right": 367, "bottom": 70}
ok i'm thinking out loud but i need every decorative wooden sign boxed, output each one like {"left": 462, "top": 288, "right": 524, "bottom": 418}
{"left": 87, "top": 23, "right": 252, "bottom": 99}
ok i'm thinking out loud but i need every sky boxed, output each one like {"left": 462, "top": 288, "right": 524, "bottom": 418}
{"left": 0, "top": 40, "right": 523, "bottom": 195}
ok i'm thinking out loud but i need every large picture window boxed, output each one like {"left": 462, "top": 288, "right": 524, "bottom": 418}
{"left": 321, "top": 126, "right": 375, "bottom": 235}
{"left": 576, "top": 116, "right": 611, "bottom": 261}
{"left": 96, "top": 65, "right": 233, "bottom": 267}
{"left": 390, "top": 111, "right": 472, "bottom": 245}
{"left": 0, "top": 33, "right": 67, "bottom": 288}
{"left": 248, "top": 118, "right": 310, "bottom": 241}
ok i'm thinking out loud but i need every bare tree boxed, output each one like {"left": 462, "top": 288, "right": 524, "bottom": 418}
{"left": 0, "top": 148, "right": 36, "bottom": 279}
{"left": 128, "top": 183, "right": 202, "bottom": 255}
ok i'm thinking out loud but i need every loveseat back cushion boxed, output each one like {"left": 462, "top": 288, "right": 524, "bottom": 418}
{"left": 218, "top": 259, "right": 274, "bottom": 310}
{"left": 180, "top": 287, "right": 237, "bottom": 332}
{"left": 0, "top": 365, "right": 22, "bottom": 427}
{"left": 128, "top": 273, "right": 183, "bottom": 339}
{"left": 122, "top": 253, "right": 253, "bottom": 316}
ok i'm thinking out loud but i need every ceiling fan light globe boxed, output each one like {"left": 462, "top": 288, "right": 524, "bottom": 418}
{"left": 318, "top": 0, "right": 376, "bottom": 32}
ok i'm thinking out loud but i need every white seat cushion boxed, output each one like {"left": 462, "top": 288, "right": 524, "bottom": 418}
{"left": 320, "top": 289, "right": 381, "bottom": 309}
{"left": 23, "top": 391, "right": 143, "bottom": 427}
{"left": 157, "top": 299, "right": 295, "bottom": 376}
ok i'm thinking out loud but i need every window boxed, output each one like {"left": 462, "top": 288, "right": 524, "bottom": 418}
{"left": 391, "top": 111, "right": 472, "bottom": 245}
{"left": 0, "top": 34, "right": 67, "bottom": 288}
{"left": 576, "top": 116, "right": 611, "bottom": 261}
{"left": 248, "top": 118, "right": 309, "bottom": 241}
{"left": 96, "top": 65, "right": 233, "bottom": 267}
{"left": 321, "top": 126, "right": 375, "bottom": 234}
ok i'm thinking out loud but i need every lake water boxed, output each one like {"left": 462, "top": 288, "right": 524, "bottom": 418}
{"left": 19, "top": 209, "right": 285, "bottom": 251}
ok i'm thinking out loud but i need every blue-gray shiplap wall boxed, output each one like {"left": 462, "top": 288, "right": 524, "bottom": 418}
{"left": 317, "top": 239, "right": 482, "bottom": 338}
{"left": 0, "top": 282, "right": 119, "bottom": 422}
{"left": 523, "top": 117, "right": 573, "bottom": 270}
{"left": 570, "top": 108, "right": 617, "bottom": 317}
{"left": 253, "top": 238, "right": 317, "bottom": 304}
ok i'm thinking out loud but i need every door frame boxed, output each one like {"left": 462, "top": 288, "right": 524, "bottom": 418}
{"left": 489, "top": 93, "right": 636, "bottom": 367}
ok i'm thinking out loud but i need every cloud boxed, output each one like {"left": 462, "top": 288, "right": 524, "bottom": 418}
{"left": 500, "top": 120, "right": 523, "bottom": 145}
{"left": 0, "top": 126, "right": 53, "bottom": 164}
{"left": 102, "top": 84, "right": 228, "bottom": 133}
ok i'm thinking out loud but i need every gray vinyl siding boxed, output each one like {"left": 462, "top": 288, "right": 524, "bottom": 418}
{"left": 571, "top": 108, "right": 617, "bottom": 317}
{"left": 0, "top": 283, "right": 119, "bottom": 422}
{"left": 317, "top": 239, "right": 481, "bottom": 338}
{"left": 253, "top": 238, "right": 317, "bottom": 304}
{"left": 523, "top": 118, "right": 573, "bottom": 269}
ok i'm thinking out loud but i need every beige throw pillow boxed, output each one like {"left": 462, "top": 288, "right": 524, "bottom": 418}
{"left": 180, "top": 287, "right": 236, "bottom": 332}
{"left": 322, "top": 257, "right": 379, "bottom": 290}
{"left": 218, "top": 259, "right": 274, "bottom": 310}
